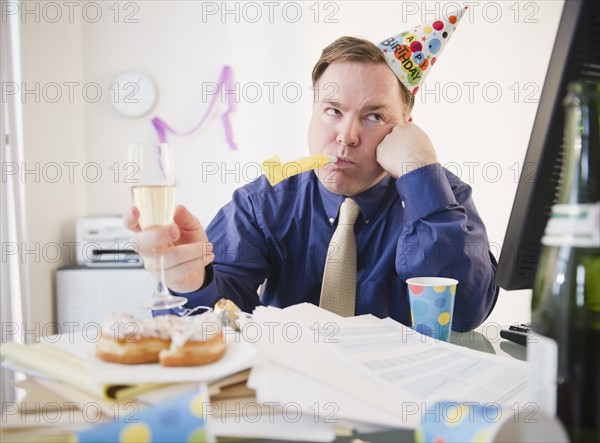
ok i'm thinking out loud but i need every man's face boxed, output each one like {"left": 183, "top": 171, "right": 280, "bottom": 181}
{"left": 308, "top": 61, "right": 406, "bottom": 196}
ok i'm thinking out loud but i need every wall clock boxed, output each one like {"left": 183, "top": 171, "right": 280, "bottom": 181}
{"left": 110, "top": 71, "right": 157, "bottom": 117}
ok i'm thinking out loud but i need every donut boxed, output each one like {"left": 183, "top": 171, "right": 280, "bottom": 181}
{"left": 159, "top": 312, "right": 226, "bottom": 367}
{"left": 96, "top": 312, "right": 226, "bottom": 367}
{"left": 96, "top": 313, "right": 173, "bottom": 364}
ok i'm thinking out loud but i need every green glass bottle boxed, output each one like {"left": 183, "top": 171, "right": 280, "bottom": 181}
{"left": 529, "top": 81, "right": 600, "bottom": 443}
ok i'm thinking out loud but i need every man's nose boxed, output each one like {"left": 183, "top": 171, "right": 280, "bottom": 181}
{"left": 336, "top": 117, "right": 359, "bottom": 147}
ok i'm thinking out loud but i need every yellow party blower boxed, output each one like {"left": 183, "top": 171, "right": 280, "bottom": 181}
{"left": 261, "top": 154, "right": 337, "bottom": 186}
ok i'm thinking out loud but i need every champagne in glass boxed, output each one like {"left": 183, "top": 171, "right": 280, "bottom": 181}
{"left": 129, "top": 142, "right": 187, "bottom": 310}
{"left": 132, "top": 185, "right": 177, "bottom": 230}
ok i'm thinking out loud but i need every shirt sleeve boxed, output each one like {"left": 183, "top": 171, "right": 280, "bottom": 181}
{"left": 395, "top": 163, "right": 499, "bottom": 332}
{"left": 163, "top": 185, "right": 270, "bottom": 315}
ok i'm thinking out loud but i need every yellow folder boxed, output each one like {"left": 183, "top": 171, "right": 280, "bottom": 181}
{"left": 1, "top": 341, "right": 168, "bottom": 400}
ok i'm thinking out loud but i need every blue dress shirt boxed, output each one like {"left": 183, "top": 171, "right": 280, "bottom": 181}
{"left": 172, "top": 163, "right": 498, "bottom": 332}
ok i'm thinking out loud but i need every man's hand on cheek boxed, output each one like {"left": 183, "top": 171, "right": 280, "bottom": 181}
{"left": 376, "top": 123, "right": 438, "bottom": 178}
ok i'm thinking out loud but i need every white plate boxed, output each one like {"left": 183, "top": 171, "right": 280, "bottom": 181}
{"left": 86, "top": 333, "right": 257, "bottom": 384}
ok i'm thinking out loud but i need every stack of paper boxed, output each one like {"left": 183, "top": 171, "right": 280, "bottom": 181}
{"left": 247, "top": 303, "right": 530, "bottom": 430}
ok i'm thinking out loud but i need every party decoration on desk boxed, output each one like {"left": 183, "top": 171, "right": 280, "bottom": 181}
{"left": 416, "top": 401, "right": 569, "bottom": 443}
{"left": 76, "top": 385, "right": 213, "bottom": 443}
{"left": 378, "top": 5, "right": 467, "bottom": 95}
{"left": 214, "top": 298, "right": 242, "bottom": 331}
{"left": 261, "top": 154, "right": 337, "bottom": 186}
{"left": 152, "top": 66, "right": 237, "bottom": 150}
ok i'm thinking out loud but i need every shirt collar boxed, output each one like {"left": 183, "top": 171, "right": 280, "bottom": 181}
{"left": 316, "top": 173, "right": 395, "bottom": 223}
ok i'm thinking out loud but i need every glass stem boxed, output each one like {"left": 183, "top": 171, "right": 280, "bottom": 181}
{"left": 157, "top": 252, "right": 170, "bottom": 297}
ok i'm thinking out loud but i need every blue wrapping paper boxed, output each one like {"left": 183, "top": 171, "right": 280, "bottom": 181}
{"left": 76, "top": 387, "right": 211, "bottom": 443}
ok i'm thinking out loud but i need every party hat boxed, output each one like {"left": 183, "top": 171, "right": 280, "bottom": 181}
{"left": 76, "top": 387, "right": 212, "bottom": 443}
{"left": 378, "top": 6, "right": 467, "bottom": 94}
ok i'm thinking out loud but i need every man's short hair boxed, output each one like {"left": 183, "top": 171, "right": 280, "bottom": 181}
{"left": 311, "top": 36, "right": 415, "bottom": 118}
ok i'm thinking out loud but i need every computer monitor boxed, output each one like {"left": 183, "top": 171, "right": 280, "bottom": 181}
{"left": 495, "top": 0, "right": 600, "bottom": 291}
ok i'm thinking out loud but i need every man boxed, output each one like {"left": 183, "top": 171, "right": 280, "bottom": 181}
{"left": 126, "top": 35, "right": 498, "bottom": 332}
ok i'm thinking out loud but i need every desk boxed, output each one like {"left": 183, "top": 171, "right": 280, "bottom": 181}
{"left": 1, "top": 316, "right": 528, "bottom": 443}
{"left": 450, "top": 324, "right": 527, "bottom": 362}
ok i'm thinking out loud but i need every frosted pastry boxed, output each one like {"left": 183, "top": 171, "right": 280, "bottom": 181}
{"left": 159, "top": 312, "right": 226, "bottom": 367}
{"left": 261, "top": 154, "right": 337, "bottom": 186}
{"left": 96, "top": 313, "right": 173, "bottom": 365}
{"left": 96, "top": 312, "right": 225, "bottom": 367}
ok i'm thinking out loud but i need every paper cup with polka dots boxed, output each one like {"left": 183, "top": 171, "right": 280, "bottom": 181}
{"left": 407, "top": 277, "right": 458, "bottom": 341}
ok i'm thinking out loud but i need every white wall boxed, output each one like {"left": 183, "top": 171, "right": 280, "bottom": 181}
{"left": 16, "top": 0, "right": 565, "bottom": 327}
{"left": 18, "top": 7, "right": 87, "bottom": 327}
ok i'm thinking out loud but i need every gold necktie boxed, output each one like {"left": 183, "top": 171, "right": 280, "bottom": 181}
{"left": 319, "top": 198, "right": 360, "bottom": 317}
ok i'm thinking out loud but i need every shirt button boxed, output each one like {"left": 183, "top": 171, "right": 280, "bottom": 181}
{"left": 329, "top": 217, "right": 335, "bottom": 224}
{"left": 364, "top": 219, "right": 370, "bottom": 224}
{"left": 401, "top": 200, "right": 406, "bottom": 208}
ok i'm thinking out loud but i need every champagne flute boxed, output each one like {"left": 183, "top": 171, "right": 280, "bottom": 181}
{"left": 129, "top": 142, "right": 187, "bottom": 310}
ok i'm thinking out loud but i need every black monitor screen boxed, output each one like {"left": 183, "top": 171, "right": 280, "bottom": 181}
{"left": 495, "top": 0, "right": 600, "bottom": 291}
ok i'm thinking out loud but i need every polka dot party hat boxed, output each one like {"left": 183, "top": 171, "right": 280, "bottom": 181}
{"left": 378, "top": 5, "right": 467, "bottom": 95}
{"left": 75, "top": 387, "right": 212, "bottom": 443}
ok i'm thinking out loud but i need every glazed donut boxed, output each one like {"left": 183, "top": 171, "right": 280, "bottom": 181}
{"left": 96, "top": 312, "right": 226, "bottom": 367}
{"left": 159, "top": 312, "right": 226, "bottom": 367}
{"left": 96, "top": 313, "right": 172, "bottom": 364}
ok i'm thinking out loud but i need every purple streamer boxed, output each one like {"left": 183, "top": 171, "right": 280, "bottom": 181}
{"left": 152, "top": 66, "right": 237, "bottom": 150}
